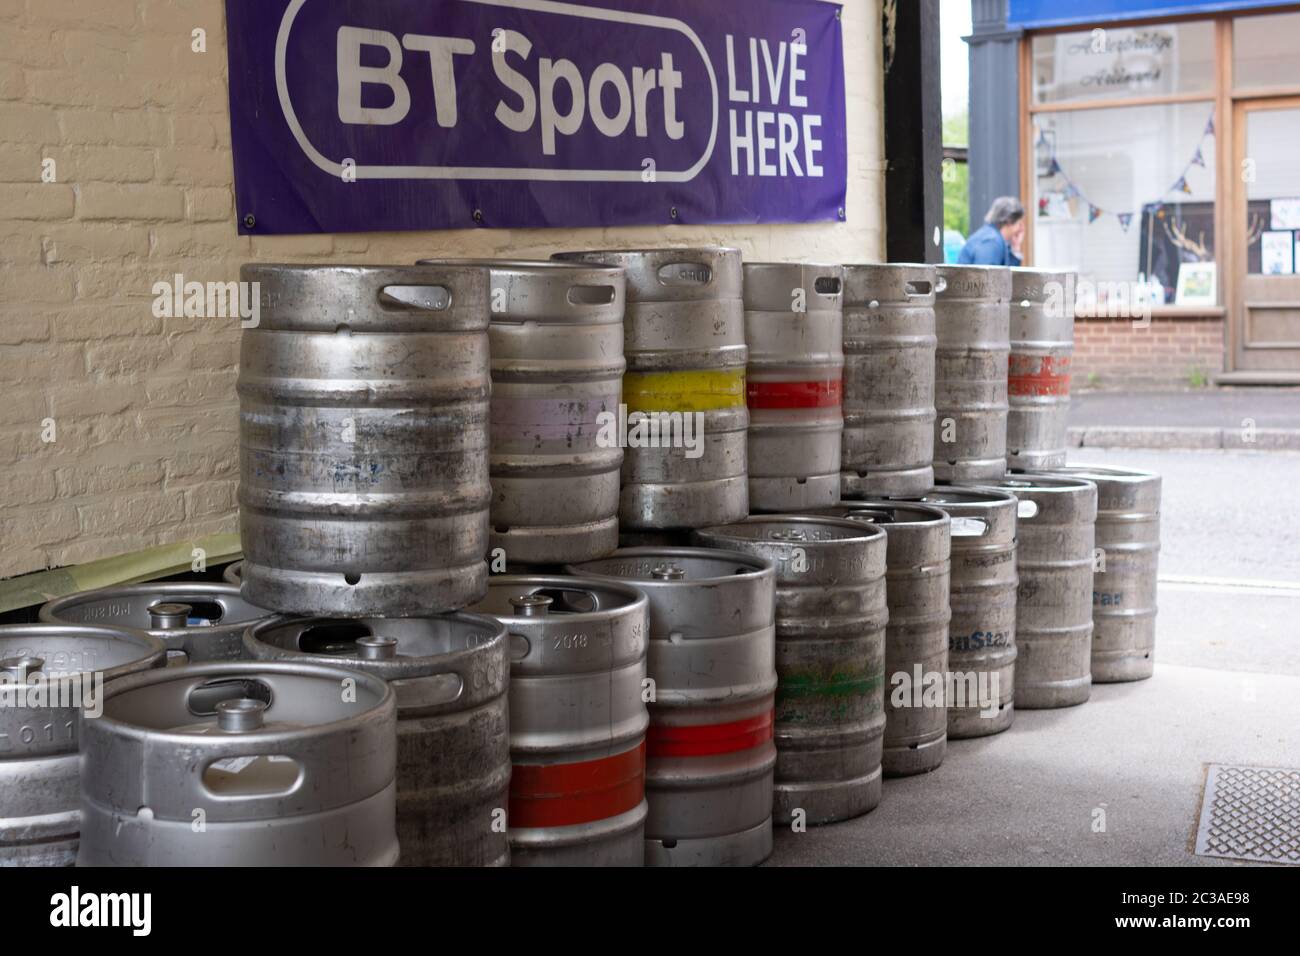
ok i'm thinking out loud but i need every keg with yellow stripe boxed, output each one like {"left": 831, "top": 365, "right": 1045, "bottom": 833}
{"left": 553, "top": 247, "right": 749, "bottom": 529}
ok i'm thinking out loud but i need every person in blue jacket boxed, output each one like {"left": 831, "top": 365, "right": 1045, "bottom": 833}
{"left": 959, "top": 196, "right": 1025, "bottom": 266}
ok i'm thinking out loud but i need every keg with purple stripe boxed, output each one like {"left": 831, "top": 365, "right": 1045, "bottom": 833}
{"left": 419, "top": 259, "right": 626, "bottom": 566}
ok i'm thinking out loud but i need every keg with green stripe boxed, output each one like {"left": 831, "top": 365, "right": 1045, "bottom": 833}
{"left": 816, "top": 502, "right": 952, "bottom": 777}
{"left": 554, "top": 247, "right": 749, "bottom": 529}
{"left": 694, "top": 516, "right": 888, "bottom": 825}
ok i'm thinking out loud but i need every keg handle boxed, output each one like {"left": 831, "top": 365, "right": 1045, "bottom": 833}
{"left": 377, "top": 284, "right": 452, "bottom": 312}
{"left": 933, "top": 276, "right": 948, "bottom": 294}
{"left": 187, "top": 677, "right": 274, "bottom": 717}
{"left": 656, "top": 261, "right": 714, "bottom": 288}
{"left": 1016, "top": 500, "right": 1040, "bottom": 520}
{"left": 839, "top": 508, "right": 893, "bottom": 524}
{"left": 566, "top": 283, "right": 618, "bottom": 306}
{"left": 813, "top": 275, "right": 843, "bottom": 299}
{"left": 905, "top": 280, "right": 933, "bottom": 297}
{"left": 950, "top": 517, "right": 989, "bottom": 538}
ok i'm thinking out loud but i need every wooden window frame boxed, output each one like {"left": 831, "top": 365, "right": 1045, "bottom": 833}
{"left": 1018, "top": 2, "right": 1300, "bottom": 316}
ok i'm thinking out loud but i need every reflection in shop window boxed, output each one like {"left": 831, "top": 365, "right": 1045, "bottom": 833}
{"left": 1032, "top": 102, "right": 1217, "bottom": 307}
{"left": 1245, "top": 107, "right": 1300, "bottom": 277}
{"left": 1031, "top": 22, "right": 1214, "bottom": 105}
{"left": 1233, "top": 11, "right": 1300, "bottom": 92}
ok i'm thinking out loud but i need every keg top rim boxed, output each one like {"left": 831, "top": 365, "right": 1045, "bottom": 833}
{"left": 414, "top": 258, "right": 623, "bottom": 277}
{"left": 473, "top": 575, "right": 648, "bottom": 618}
{"left": 243, "top": 611, "right": 507, "bottom": 675}
{"left": 91, "top": 660, "right": 394, "bottom": 737}
{"left": 842, "top": 261, "right": 937, "bottom": 273}
{"left": 963, "top": 475, "right": 1098, "bottom": 493}
{"left": 241, "top": 262, "right": 485, "bottom": 274}
{"left": 696, "top": 515, "right": 887, "bottom": 545}
{"left": 1010, "top": 266, "right": 1077, "bottom": 275}
{"left": 1023, "top": 465, "right": 1161, "bottom": 484}
{"left": 553, "top": 245, "right": 740, "bottom": 258}
{"left": 817, "top": 501, "right": 952, "bottom": 527}
{"left": 897, "top": 487, "right": 1020, "bottom": 507}
{"left": 935, "top": 263, "right": 1011, "bottom": 273}
{"left": 565, "top": 546, "right": 774, "bottom": 584}
{"left": 39, "top": 582, "right": 273, "bottom": 636}
{"left": 743, "top": 260, "right": 844, "bottom": 271}
{"left": 0, "top": 623, "right": 166, "bottom": 678}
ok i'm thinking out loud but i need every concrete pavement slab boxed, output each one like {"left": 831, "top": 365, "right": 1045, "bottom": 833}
{"left": 769, "top": 663, "right": 1300, "bottom": 867}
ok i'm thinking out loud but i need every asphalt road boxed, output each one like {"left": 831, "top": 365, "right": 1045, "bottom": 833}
{"left": 1069, "top": 447, "right": 1300, "bottom": 583}
{"left": 1065, "top": 447, "right": 1300, "bottom": 676}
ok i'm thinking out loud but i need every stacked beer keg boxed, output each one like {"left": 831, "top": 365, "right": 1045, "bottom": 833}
{"left": 19, "top": 251, "right": 1161, "bottom": 868}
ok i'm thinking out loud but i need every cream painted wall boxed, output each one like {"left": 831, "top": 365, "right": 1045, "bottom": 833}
{"left": 0, "top": 0, "right": 885, "bottom": 579}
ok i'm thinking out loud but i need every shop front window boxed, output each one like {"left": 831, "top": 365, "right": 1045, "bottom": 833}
{"left": 1032, "top": 101, "right": 1217, "bottom": 305}
{"left": 1032, "top": 21, "right": 1215, "bottom": 105}
{"left": 1233, "top": 11, "right": 1300, "bottom": 92}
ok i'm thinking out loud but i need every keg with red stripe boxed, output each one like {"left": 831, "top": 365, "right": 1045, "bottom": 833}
{"left": 418, "top": 259, "right": 626, "bottom": 565}
{"left": 568, "top": 548, "right": 777, "bottom": 867}
{"left": 1008, "top": 268, "right": 1075, "bottom": 469}
{"left": 694, "top": 517, "right": 888, "bottom": 826}
{"left": 742, "top": 263, "right": 845, "bottom": 511}
{"left": 470, "top": 576, "right": 650, "bottom": 866}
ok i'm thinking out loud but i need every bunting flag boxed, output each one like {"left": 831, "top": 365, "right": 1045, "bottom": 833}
{"left": 1039, "top": 106, "right": 1215, "bottom": 227}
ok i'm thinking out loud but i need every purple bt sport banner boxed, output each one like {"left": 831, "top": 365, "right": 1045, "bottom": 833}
{"left": 223, "top": 0, "right": 847, "bottom": 234}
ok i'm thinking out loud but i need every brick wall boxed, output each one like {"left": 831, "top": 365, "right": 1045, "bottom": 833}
{"left": 1072, "top": 315, "right": 1226, "bottom": 389}
{"left": 0, "top": 0, "right": 888, "bottom": 580}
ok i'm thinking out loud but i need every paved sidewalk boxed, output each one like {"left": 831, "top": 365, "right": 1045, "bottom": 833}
{"left": 770, "top": 662, "right": 1300, "bottom": 867}
{"left": 1068, "top": 388, "right": 1300, "bottom": 450}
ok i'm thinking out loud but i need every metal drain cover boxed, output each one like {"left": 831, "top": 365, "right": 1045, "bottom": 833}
{"left": 1195, "top": 764, "right": 1300, "bottom": 865}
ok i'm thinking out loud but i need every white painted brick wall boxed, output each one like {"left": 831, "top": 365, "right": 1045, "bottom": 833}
{"left": 0, "top": 0, "right": 886, "bottom": 581}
